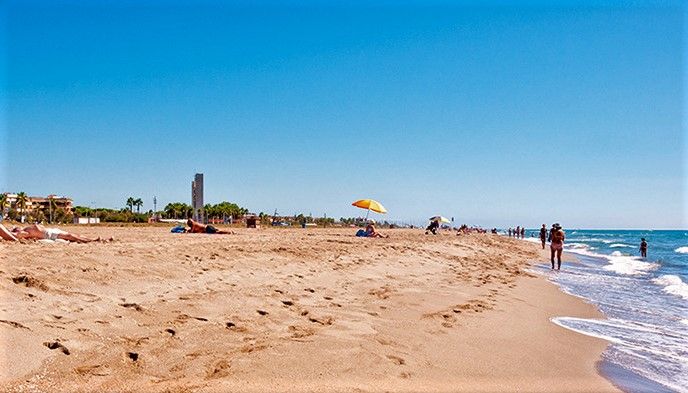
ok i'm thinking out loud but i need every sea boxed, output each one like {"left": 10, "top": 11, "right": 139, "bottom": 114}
{"left": 525, "top": 230, "right": 687, "bottom": 392}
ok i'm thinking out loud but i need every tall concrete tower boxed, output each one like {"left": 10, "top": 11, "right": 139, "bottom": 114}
{"left": 191, "top": 173, "right": 204, "bottom": 222}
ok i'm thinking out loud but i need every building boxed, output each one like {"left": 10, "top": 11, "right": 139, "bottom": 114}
{"left": 75, "top": 217, "right": 100, "bottom": 224}
{"left": 191, "top": 173, "right": 204, "bottom": 222}
{"left": 1, "top": 193, "right": 73, "bottom": 220}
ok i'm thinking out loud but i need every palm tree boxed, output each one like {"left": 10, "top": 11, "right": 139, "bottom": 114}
{"left": 126, "top": 197, "right": 135, "bottom": 213}
{"left": 48, "top": 196, "right": 57, "bottom": 223}
{"left": 16, "top": 192, "right": 28, "bottom": 220}
{"left": 0, "top": 193, "right": 6, "bottom": 219}
{"left": 134, "top": 198, "right": 143, "bottom": 213}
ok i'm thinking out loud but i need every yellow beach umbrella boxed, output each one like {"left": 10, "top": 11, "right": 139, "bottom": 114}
{"left": 352, "top": 199, "right": 387, "bottom": 220}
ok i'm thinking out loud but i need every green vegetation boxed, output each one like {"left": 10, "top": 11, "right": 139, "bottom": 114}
{"left": 163, "top": 202, "right": 192, "bottom": 219}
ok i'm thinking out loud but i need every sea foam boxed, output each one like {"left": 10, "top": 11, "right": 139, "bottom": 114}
{"left": 610, "top": 243, "right": 633, "bottom": 248}
{"left": 603, "top": 256, "right": 659, "bottom": 276}
{"left": 674, "top": 246, "right": 688, "bottom": 254}
{"left": 652, "top": 275, "right": 688, "bottom": 300}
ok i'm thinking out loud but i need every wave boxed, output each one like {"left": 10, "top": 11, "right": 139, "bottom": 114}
{"left": 651, "top": 275, "right": 688, "bottom": 300}
{"left": 610, "top": 243, "right": 633, "bottom": 248}
{"left": 564, "top": 245, "right": 658, "bottom": 276}
{"left": 674, "top": 246, "right": 688, "bottom": 254}
{"left": 603, "top": 255, "right": 659, "bottom": 276}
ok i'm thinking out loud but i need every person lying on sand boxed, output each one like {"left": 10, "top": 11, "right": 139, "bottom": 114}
{"left": 186, "top": 219, "right": 233, "bottom": 234}
{"left": 0, "top": 223, "right": 104, "bottom": 243}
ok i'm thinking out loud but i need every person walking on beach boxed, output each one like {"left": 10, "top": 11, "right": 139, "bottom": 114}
{"left": 508, "top": 228, "right": 512, "bottom": 237}
{"left": 539, "top": 224, "right": 547, "bottom": 249}
{"left": 515, "top": 226, "right": 520, "bottom": 239}
{"left": 550, "top": 223, "right": 565, "bottom": 270}
{"left": 640, "top": 238, "right": 648, "bottom": 258}
{"left": 520, "top": 227, "right": 525, "bottom": 239}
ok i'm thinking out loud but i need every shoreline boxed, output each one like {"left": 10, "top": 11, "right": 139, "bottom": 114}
{"left": 1, "top": 227, "right": 617, "bottom": 392}
{"left": 530, "top": 241, "right": 681, "bottom": 393}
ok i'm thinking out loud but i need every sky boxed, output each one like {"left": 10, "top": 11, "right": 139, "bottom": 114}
{"left": 0, "top": 0, "right": 685, "bottom": 229}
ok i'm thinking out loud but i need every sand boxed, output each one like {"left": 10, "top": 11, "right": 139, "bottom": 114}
{"left": 0, "top": 227, "right": 619, "bottom": 392}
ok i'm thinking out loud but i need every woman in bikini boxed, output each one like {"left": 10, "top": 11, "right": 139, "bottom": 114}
{"left": 550, "top": 223, "right": 565, "bottom": 270}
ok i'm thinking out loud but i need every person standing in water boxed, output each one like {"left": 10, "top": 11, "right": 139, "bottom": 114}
{"left": 520, "top": 227, "right": 525, "bottom": 239}
{"left": 550, "top": 223, "right": 565, "bottom": 270}
{"left": 640, "top": 238, "right": 648, "bottom": 258}
{"left": 539, "top": 224, "right": 547, "bottom": 249}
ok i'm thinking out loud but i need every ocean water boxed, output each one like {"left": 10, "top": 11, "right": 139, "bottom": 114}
{"left": 527, "top": 230, "right": 687, "bottom": 392}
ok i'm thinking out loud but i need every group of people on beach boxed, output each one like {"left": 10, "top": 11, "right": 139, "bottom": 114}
{"left": 507, "top": 226, "right": 526, "bottom": 239}
{"left": 0, "top": 218, "right": 229, "bottom": 243}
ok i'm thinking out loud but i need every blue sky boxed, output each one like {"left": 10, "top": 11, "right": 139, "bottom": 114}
{"left": 1, "top": 1, "right": 685, "bottom": 228}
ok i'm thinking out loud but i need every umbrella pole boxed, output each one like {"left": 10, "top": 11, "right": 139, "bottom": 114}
{"left": 365, "top": 208, "right": 370, "bottom": 221}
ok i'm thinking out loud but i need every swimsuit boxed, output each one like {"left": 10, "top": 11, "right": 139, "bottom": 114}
{"left": 44, "top": 228, "right": 67, "bottom": 241}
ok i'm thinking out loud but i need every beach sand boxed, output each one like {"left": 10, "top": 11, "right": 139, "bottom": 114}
{"left": 0, "top": 227, "right": 618, "bottom": 392}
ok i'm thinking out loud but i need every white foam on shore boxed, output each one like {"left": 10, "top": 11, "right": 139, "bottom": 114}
{"left": 674, "top": 246, "right": 688, "bottom": 254}
{"left": 603, "top": 256, "right": 659, "bottom": 276}
{"left": 610, "top": 243, "right": 633, "bottom": 248}
{"left": 652, "top": 275, "right": 688, "bottom": 300}
{"left": 551, "top": 317, "right": 623, "bottom": 344}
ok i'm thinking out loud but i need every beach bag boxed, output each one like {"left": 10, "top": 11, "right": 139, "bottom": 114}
{"left": 355, "top": 229, "right": 368, "bottom": 237}
{"left": 171, "top": 226, "right": 186, "bottom": 233}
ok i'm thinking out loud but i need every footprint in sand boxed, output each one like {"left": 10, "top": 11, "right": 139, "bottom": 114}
{"left": 386, "top": 355, "right": 406, "bottom": 365}
{"left": 44, "top": 341, "right": 70, "bottom": 355}
{"left": 119, "top": 303, "right": 143, "bottom": 312}
{"left": 308, "top": 316, "right": 333, "bottom": 325}
{"left": 0, "top": 319, "right": 30, "bottom": 330}
{"left": 206, "top": 359, "right": 231, "bottom": 379}
{"left": 12, "top": 275, "right": 49, "bottom": 291}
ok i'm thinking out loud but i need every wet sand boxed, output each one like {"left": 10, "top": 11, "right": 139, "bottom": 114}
{"left": 0, "top": 227, "right": 618, "bottom": 392}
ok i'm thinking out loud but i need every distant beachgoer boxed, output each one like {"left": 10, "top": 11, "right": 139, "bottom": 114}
{"left": 550, "top": 223, "right": 565, "bottom": 270}
{"left": 520, "top": 227, "right": 525, "bottom": 239}
{"left": 515, "top": 226, "right": 520, "bottom": 239}
{"left": 508, "top": 228, "right": 512, "bottom": 237}
{"left": 425, "top": 220, "right": 439, "bottom": 235}
{"left": 186, "top": 219, "right": 232, "bottom": 234}
{"left": 0, "top": 223, "right": 102, "bottom": 243}
{"left": 640, "top": 238, "right": 648, "bottom": 258}
{"left": 364, "top": 222, "right": 387, "bottom": 238}
{"left": 539, "top": 224, "right": 547, "bottom": 249}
